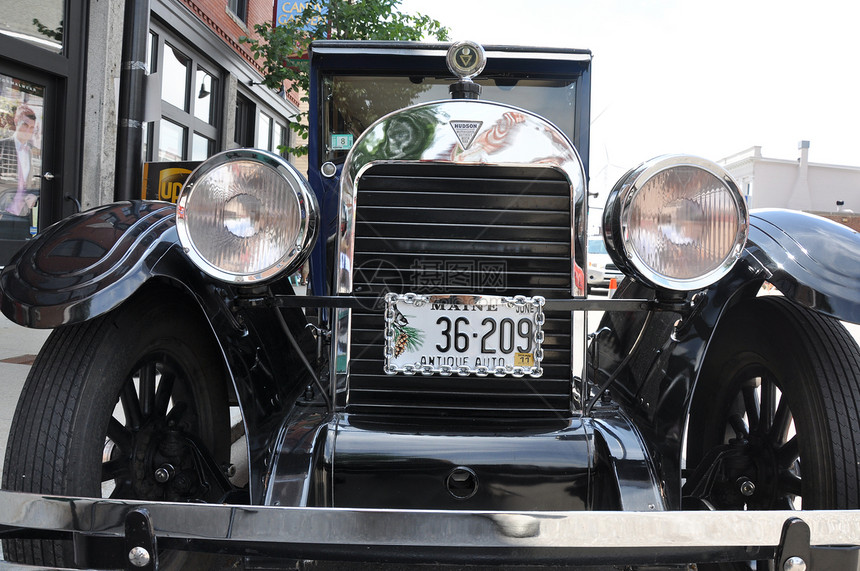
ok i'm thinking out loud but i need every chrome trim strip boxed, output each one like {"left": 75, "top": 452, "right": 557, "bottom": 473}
{"left": 311, "top": 46, "right": 592, "bottom": 62}
{"left": 334, "top": 100, "right": 587, "bottom": 403}
{"left": 0, "top": 491, "right": 858, "bottom": 549}
{"left": 60, "top": 204, "right": 175, "bottom": 281}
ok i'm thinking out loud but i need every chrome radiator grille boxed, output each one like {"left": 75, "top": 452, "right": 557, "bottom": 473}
{"left": 347, "top": 164, "right": 574, "bottom": 419}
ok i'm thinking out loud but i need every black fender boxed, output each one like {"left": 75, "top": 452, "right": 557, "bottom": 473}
{"left": 746, "top": 208, "right": 860, "bottom": 324}
{"left": 0, "top": 201, "right": 179, "bottom": 328}
{"left": 597, "top": 209, "right": 860, "bottom": 508}
{"left": 0, "top": 200, "right": 316, "bottom": 504}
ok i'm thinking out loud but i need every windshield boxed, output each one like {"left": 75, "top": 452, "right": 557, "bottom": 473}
{"left": 322, "top": 75, "right": 576, "bottom": 162}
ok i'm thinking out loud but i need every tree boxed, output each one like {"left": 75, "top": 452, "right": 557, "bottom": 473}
{"left": 241, "top": 0, "right": 449, "bottom": 156}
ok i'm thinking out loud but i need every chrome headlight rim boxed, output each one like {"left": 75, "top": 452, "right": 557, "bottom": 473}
{"left": 176, "top": 149, "right": 318, "bottom": 284}
{"left": 603, "top": 154, "right": 749, "bottom": 292}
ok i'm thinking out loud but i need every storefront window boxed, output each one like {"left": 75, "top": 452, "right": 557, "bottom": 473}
{"left": 192, "top": 133, "right": 212, "bottom": 160}
{"left": 234, "top": 93, "right": 254, "bottom": 147}
{"left": 0, "top": 1, "right": 64, "bottom": 53}
{"left": 147, "top": 22, "right": 221, "bottom": 162}
{"left": 158, "top": 119, "right": 185, "bottom": 162}
{"left": 256, "top": 112, "right": 272, "bottom": 149}
{"left": 0, "top": 74, "right": 44, "bottom": 239}
{"left": 255, "top": 112, "right": 288, "bottom": 156}
{"left": 194, "top": 69, "right": 215, "bottom": 124}
{"left": 162, "top": 44, "right": 190, "bottom": 112}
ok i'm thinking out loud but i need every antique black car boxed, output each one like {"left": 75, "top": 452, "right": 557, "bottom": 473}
{"left": 0, "top": 40, "right": 859, "bottom": 570}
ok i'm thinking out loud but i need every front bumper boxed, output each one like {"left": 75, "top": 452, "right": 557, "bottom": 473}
{"left": 0, "top": 491, "right": 859, "bottom": 570}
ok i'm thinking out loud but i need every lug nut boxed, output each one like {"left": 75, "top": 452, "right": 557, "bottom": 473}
{"left": 154, "top": 463, "right": 175, "bottom": 484}
{"left": 738, "top": 477, "right": 756, "bottom": 497}
{"left": 783, "top": 556, "right": 806, "bottom": 571}
{"left": 128, "top": 546, "right": 151, "bottom": 567}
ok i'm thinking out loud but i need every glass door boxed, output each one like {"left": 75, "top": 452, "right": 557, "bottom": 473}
{"left": 0, "top": 65, "right": 55, "bottom": 261}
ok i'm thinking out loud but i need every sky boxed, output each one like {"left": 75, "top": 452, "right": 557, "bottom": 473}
{"left": 399, "top": 0, "right": 860, "bottom": 201}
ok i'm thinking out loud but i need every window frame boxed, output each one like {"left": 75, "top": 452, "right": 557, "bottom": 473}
{"left": 145, "top": 21, "right": 221, "bottom": 162}
{"left": 227, "top": 0, "right": 248, "bottom": 24}
{"left": 253, "top": 107, "right": 290, "bottom": 157}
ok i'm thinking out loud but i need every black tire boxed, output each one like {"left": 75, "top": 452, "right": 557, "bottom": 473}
{"left": 2, "top": 288, "right": 231, "bottom": 567}
{"left": 687, "top": 296, "right": 860, "bottom": 568}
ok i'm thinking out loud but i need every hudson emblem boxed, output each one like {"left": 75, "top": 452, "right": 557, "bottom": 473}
{"left": 450, "top": 120, "right": 483, "bottom": 150}
{"left": 455, "top": 46, "right": 475, "bottom": 68}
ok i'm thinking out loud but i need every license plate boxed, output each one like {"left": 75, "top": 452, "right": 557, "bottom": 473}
{"left": 383, "top": 293, "right": 545, "bottom": 377}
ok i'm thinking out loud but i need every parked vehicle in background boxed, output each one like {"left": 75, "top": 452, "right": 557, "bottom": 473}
{"left": 587, "top": 235, "right": 624, "bottom": 291}
{"left": 0, "top": 40, "right": 859, "bottom": 570}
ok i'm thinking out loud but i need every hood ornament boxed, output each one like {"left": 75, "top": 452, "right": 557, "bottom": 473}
{"left": 447, "top": 40, "right": 486, "bottom": 100}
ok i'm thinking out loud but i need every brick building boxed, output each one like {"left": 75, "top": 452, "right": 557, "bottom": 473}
{"left": 0, "top": 0, "right": 301, "bottom": 264}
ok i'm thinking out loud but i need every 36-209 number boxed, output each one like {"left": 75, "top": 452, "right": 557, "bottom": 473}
{"left": 435, "top": 316, "right": 533, "bottom": 354}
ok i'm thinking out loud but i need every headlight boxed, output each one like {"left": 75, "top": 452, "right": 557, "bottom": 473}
{"left": 602, "top": 155, "right": 748, "bottom": 291}
{"left": 176, "top": 149, "right": 318, "bottom": 283}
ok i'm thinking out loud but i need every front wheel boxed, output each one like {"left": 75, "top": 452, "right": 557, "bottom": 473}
{"left": 686, "top": 295, "right": 860, "bottom": 568}
{"left": 2, "top": 288, "right": 232, "bottom": 567}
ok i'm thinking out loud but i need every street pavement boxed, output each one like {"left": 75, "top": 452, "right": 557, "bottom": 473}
{"left": 0, "top": 303, "right": 858, "bottom": 478}
{"left": 0, "top": 314, "right": 51, "bottom": 472}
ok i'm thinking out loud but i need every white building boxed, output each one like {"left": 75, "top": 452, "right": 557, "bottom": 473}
{"left": 719, "top": 141, "right": 860, "bottom": 214}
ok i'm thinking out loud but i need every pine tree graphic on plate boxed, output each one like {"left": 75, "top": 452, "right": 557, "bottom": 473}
{"left": 392, "top": 307, "right": 424, "bottom": 357}
{"left": 393, "top": 325, "right": 423, "bottom": 357}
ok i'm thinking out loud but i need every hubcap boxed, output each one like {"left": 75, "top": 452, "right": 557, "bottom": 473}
{"left": 101, "top": 356, "right": 208, "bottom": 501}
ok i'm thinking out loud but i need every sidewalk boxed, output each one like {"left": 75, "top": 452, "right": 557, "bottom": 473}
{"left": 0, "top": 314, "right": 51, "bottom": 472}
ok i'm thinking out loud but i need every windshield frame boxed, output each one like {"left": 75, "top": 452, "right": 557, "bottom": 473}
{"left": 308, "top": 41, "right": 592, "bottom": 176}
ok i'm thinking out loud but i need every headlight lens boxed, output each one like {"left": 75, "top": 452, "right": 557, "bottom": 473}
{"left": 176, "top": 149, "right": 318, "bottom": 283}
{"left": 603, "top": 155, "right": 748, "bottom": 291}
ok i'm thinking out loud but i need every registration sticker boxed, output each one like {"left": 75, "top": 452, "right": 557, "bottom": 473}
{"left": 383, "top": 293, "right": 545, "bottom": 377}
{"left": 331, "top": 133, "right": 353, "bottom": 150}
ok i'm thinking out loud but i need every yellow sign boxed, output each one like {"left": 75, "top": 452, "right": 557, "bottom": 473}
{"left": 158, "top": 168, "right": 191, "bottom": 203}
{"left": 141, "top": 162, "right": 200, "bottom": 203}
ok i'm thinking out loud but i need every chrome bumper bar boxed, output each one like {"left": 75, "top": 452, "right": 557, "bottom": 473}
{"left": 0, "top": 491, "right": 858, "bottom": 569}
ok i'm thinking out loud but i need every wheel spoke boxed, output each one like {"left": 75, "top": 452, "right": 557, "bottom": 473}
{"left": 759, "top": 376, "right": 777, "bottom": 435}
{"left": 101, "top": 458, "right": 129, "bottom": 482}
{"left": 777, "top": 435, "right": 800, "bottom": 470}
{"left": 154, "top": 369, "right": 176, "bottom": 418}
{"left": 120, "top": 380, "right": 144, "bottom": 430}
{"left": 742, "top": 382, "right": 760, "bottom": 432}
{"left": 779, "top": 471, "right": 802, "bottom": 497}
{"left": 165, "top": 400, "right": 188, "bottom": 425}
{"left": 106, "top": 417, "right": 133, "bottom": 452}
{"left": 771, "top": 396, "right": 792, "bottom": 441}
{"left": 729, "top": 413, "right": 749, "bottom": 439}
{"left": 138, "top": 362, "right": 157, "bottom": 418}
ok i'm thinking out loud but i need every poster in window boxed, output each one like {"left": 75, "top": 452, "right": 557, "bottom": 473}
{"left": 0, "top": 74, "right": 44, "bottom": 239}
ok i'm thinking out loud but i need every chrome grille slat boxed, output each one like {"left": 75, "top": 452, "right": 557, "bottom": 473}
{"left": 348, "top": 164, "right": 573, "bottom": 419}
